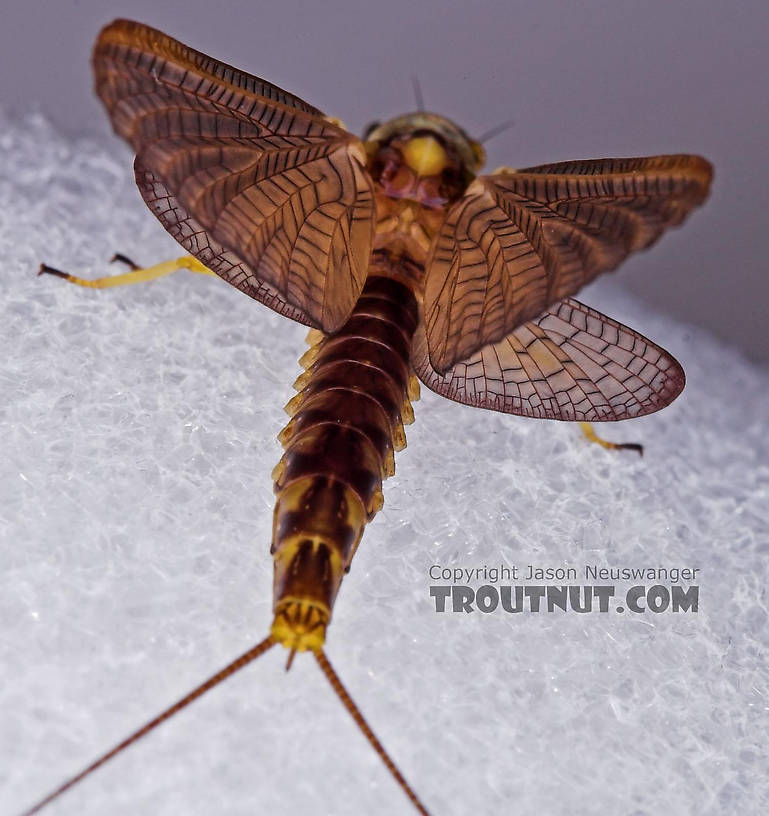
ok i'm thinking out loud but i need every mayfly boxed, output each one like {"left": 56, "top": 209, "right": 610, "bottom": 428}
{"left": 27, "top": 18, "right": 712, "bottom": 816}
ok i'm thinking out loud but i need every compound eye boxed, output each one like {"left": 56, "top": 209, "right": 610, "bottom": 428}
{"left": 362, "top": 120, "right": 381, "bottom": 140}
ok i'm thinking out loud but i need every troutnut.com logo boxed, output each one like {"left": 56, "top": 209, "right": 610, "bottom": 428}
{"left": 429, "top": 564, "right": 700, "bottom": 614}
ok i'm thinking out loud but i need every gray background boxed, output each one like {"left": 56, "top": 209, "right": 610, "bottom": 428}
{"left": 1, "top": 0, "right": 766, "bottom": 362}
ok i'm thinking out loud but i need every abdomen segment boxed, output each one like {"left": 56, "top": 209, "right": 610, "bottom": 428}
{"left": 270, "top": 271, "right": 420, "bottom": 651}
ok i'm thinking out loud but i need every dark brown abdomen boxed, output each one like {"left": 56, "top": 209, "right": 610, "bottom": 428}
{"left": 270, "top": 271, "right": 419, "bottom": 651}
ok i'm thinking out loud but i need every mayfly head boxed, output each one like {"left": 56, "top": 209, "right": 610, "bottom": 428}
{"left": 364, "top": 112, "right": 485, "bottom": 208}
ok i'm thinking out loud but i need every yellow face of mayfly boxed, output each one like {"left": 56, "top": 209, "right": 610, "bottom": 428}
{"left": 401, "top": 135, "right": 451, "bottom": 176}
{"left": 364, "top": 112, "right": 485, "bottom": 208}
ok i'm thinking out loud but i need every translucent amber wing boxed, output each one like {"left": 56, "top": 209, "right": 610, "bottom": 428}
{"left": 413, "top": 298, "right": 685, "bottom": 421}
{"left": 424, "top": 154, "right": 711, "bottom": 371}
{"left": 93, "top": 19, "right": 374, "bottom": 331}
{"left": 135, "top": 162, "right": 315, "bottom": 325}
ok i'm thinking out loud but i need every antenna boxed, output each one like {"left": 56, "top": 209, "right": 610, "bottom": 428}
{"left": 411, "top": 75, "right": 425, "bottom": 112}
{"left": 19, "top": 635, "right": 276, "bottom": 816}
{"left": 478, "top": 118, "right": 516, "bottom": 144}
{"left": 315, "top": 649, "right": 432, "bottom": 816}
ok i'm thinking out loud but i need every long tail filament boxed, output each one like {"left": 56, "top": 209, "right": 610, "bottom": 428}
{"left": 315, "top": 649, "right": 431, "bottom": 816}
{"left": 19, "top": 635, "right": 276, "bottom": 816}
{"left": 19, "top": 638, "right": 432, "bottom": 816}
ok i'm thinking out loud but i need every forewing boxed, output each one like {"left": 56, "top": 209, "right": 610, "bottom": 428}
{"left": 424, "top": 154, "right": 711, "bottom": 371}
{"left": 413, "top": 298, "right": 685, "bottom": 421}
{"left": 93, "top": 19, "right": 374, "bottom": 331}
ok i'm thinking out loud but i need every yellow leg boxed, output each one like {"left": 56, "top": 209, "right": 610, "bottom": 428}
{"left": 578, "top": 422, "right": 643, "bottom": 457}
{"left": 38, "top": 254, "right": 216, "bottom": 288}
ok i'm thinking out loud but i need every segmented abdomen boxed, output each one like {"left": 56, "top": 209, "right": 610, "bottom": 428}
{"left": 270, "top": 271, "right": 420, "bottom": 651}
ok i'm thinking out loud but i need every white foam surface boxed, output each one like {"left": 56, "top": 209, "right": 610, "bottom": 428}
{"left": 1, "top": 113, "right": 768, "bottom": 815}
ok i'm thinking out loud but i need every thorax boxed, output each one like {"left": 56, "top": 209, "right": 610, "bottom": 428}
{"left": 372, "top": 193, "right": 447, "bottom": 270}
{"left": 363, "top": 121, "right": 482, "bottom": 275}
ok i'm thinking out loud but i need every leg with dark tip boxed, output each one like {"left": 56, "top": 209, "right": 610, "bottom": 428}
{"left": 579, "top": 422, "right": 644, "bottom": 457}
{"left": 36, "top": 255, "right": 217, "bottom": 288}
{"left": 38, "top": 263, "right": 72, "bottom": 281}
{"left": 110, "top": 252, "right": 140, "bottom": 270}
